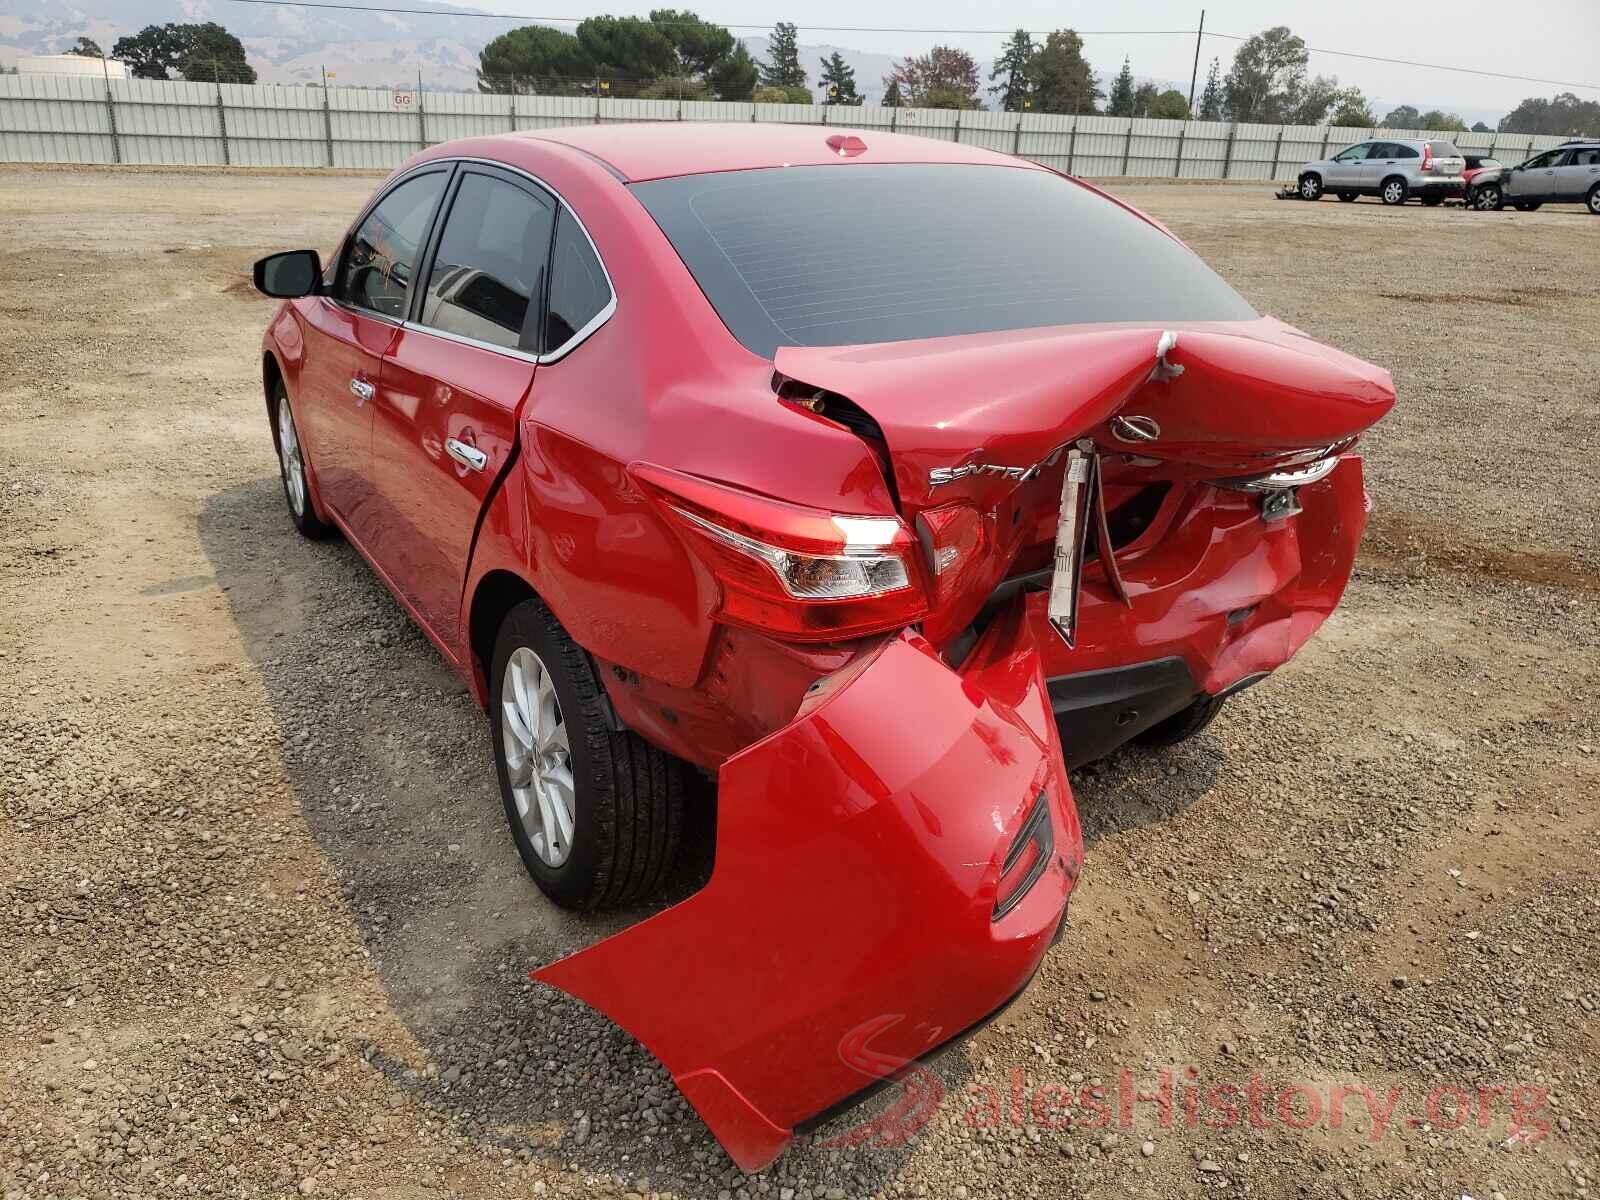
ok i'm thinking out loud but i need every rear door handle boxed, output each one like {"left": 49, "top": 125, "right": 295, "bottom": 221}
{"left": 349, "top": 378, "right": 375, "bottom": 402}
{"left": 445, "top": 438, "right": 487, "bottom": 472}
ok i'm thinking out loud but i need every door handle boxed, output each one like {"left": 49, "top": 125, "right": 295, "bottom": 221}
{"left": 349, "top": 378, "right": 375, "bottom": 402}
{"left": 445, "top": 438, "right": 487, "bottom": 472}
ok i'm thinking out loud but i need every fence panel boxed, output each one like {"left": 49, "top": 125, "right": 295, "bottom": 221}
{"left": 0, "top": 76, "right": 1574, "bottom": 183}
{"left": 0, "top": 74, "right": 115, "bottom": 163}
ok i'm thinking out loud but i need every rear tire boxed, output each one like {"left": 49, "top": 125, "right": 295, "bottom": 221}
{"left": 490, "top": 598, "right": 685, "bottom": 911}
{"left": 271, "top": 382, "right": 334, "bottom": 540}
{"left": 1588, "top": 183, "right": 1600, "bottom": 215}
{"left": 1514, "top": 202, "right": 1541, "bottom": 211}
{"left": 1337, "top": 191, "right": 1358, "bottom": 202}
{"left": 1298, "top": 173, "right": 1323, "bottom": 201}
{"left": 1380, "top": 176, "right": 1408, "bottom": 206}
{"left": 1135, "top": 693, "right": 1227, "bottom": 749}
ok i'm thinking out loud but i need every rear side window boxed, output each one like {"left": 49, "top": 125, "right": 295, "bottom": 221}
{"left": 418, "top": 170, "right": 555, "bottom": 351}
{"left": 543, "top": 213, "right": 613, "bottom": 356}
{"left": 1426, "top": 141, "right": 1459, "bottom": 156}
{"left": 632, "top": 164, "right": 1256, "bottom": 359}
{"left": 1395, "top": 144, "right": 1420, "bottom": 158}
{"left": 338, "top": 171, "right": 447, "bottom": 319}
{"left": 1573, "top": 148, "right": 1600, "bottom": 165}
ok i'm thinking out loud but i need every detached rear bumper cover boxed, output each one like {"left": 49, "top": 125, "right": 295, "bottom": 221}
{"left": 535, "top": 610, "right": 1082, "bottom": 1171}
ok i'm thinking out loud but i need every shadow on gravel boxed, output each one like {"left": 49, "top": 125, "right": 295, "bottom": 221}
{"left": 197, "top": 475, "right": 1207, "bottom": 1192}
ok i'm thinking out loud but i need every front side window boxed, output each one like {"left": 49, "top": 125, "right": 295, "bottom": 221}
{"left": 543, "top": 212, "right": 613, "bottom": 356}
{"left": 1333, "top": 143, "right": 1368, "bottom": 162}
{"left": 632, "top": 163, "right": 1256, "bottom": 360}
{"left": 337, "top": 171, "right": 447, "bottom": 319}
{"left": 418, "top": 171, "right": 555, "bottom": 351}
{"left": 1524, "top": 150, "right": 1564, "bottom": 169}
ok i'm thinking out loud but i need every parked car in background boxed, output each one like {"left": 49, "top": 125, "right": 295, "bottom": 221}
{"left": 1298, "top": 139, "right": 1466, "bottom": 205}
{"left": 252, "top": 124, "right": 1395, "bottom": 1173}
{"left": 1468, "top": 141, "right": 1600, "bottom": 213}
{"left": 1461, "top": 154, "right": 1504, "bottom": 189}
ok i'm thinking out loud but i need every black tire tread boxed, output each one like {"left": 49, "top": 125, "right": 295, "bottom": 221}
{"left": 493, "top": 597, "right": 684, "bottom": 910}
{"left": 270, "top": 383, "right": 335, "bottom": 540}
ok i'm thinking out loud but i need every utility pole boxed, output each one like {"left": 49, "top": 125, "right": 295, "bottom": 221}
{"left": 1187, "top": 9, "right": 1205, "bottom": 115}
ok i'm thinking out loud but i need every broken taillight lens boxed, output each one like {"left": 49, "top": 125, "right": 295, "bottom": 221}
{"left": 633, "top": 464, "right": 930, "bottom": 642}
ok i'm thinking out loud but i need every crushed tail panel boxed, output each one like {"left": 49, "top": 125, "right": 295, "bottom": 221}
{"left": 534, "top": 617, "right": 1081, "bottom": 1170}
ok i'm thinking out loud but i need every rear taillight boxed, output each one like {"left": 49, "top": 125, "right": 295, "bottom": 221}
{"left": 994, "top": 792, "right": 1053, "bottom": 921}
{"left": 1421, "top": 143, "right": 1434, "bottom": 173}
{"left": 633, "top": 464, "right": 930, "bottom": 642}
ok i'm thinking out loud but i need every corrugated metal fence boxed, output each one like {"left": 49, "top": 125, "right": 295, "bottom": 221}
{"left": 0, "top": 74, "right": 1571, "bottom": 177}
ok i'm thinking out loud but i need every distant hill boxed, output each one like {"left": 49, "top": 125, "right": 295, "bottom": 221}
{"left": 0, "top": 0, "right": 1508, "bottom": 126}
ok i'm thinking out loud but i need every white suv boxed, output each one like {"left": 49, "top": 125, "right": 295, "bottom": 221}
{"left": 1297, "top": 139, "right": 1467, "bottom": 206}
{"left": 1468, "top": 141, "right": 1600, "bottom": 214}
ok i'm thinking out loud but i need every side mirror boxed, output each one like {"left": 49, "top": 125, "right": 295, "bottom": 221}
{"left": 253, "top": 250, "right": 324, "bottom": 299}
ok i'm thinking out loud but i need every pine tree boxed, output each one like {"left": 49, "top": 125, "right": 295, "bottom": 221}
{"left": 758, "top": 21, "right": 806, "bottom": 88}
{"left": 1198, "top": 57, "right": 1223, "bottom": 120}
{"left": 1107, "top": 57, "right": 1136, "bottom": 117}
{"left": 988, "top": 29, "right": 1035, "bottom": 113}
{"left": 881, "top": 77, "right": 903, "bottom": 107}
{"left": 818, "top": 51, "right": 860, "bottom": 105}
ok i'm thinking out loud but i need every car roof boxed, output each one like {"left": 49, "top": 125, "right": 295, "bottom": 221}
{"left": 493, "top": 122, "right": 1041, "bottom": 183}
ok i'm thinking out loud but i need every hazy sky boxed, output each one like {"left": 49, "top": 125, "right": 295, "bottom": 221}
{"left": 444, "top": 0, "right": 1599, "bottom": 115}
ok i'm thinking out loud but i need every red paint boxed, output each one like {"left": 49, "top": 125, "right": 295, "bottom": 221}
{"left": 257, "top": 126, "right": 1393, "bottom": 1169}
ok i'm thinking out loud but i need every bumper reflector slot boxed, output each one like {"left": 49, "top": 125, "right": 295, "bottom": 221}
{"left": 993, "top": 792, "right": 1054, "bottom": 921}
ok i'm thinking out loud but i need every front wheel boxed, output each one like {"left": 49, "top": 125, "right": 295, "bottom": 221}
{"left": 1134, "top": 694, "right": 1227, "bottom": 749}
{"left": 272, "top": 383, "right": 334, "bottom": 539}
{"left": 1380, "top": 177, "right": 1408, "bottom": 206}
{"left": 490, "top": 598, "right": 686, "bottom": 911}
{"left": 1298, "top": 173, "right": 1323, "bottom": 201}
{"left": 1473, "top": 183, "right": 1503, "bottom": 211}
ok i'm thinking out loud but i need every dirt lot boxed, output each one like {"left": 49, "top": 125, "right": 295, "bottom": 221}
{"left": 1, "top": 165, "right": 1597, "bottom": 1200}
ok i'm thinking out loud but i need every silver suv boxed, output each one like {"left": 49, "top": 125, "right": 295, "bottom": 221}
{"left": 1297, "top": 139, "right": 1466, "bottom": 206}
{"left": 1467, "top": 141, "right": 1600, "bottom": 214}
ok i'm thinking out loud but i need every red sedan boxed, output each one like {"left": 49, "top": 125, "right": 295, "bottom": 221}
{"left": 253, "top": 124, "right": 1393, "bottom": 1169}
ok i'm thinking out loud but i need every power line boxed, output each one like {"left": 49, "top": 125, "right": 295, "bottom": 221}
{"left": 218, "top": 0, "right": 1598, "bottom": 93}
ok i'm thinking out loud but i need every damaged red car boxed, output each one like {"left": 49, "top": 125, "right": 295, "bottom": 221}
{"left": 253, "top": 124, "right": 1394, "bottom": 1170}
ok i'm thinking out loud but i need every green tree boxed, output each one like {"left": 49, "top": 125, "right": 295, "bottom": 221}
{"left": 1470, "top": 120, "right": 1491, "bottom": 133}
{"left": 1288, "top": 74, "right": 1342, "bottom": 124}
{"left": 1031, "top": 29, "right": 1099, "bottom": 116}
{"left": 113, "top": 23, "right": 255, "bottom": 83}
{"left": 648, "top": 9, "right": 734, "bottom": 77}
{"left": 1418, "top": 109, "right": 1467, "bottom": 132}
{"left": 1222, "top": 26, "right": 1313, "bottom": 123}
{"left": 638, "top": 76, "right": 710, "bottom": 100}
{"left": 708, "top": 43, "right": 758, "bottom": 101}
{"left": 1132, "top": 81, "right": 1159, "bottom": 117}
{"left": 758, "top": 21, "right": 806, "bottom": 89}
{"left": 818, "top": 52, "right": 861, "bottom": 105}
{"left": 1198, "top": 57, "right": 1223, "bottom": 120}
{"left": 1380, "top": 104, "right": 1420, "bottom": 128}
{"left": 887, "top": 46, "right": 981, "bottom": 109}
{"left": 1329, "top": 87, "right": 1374, "bottom": 127}
{"left": 989, "top": 29, "right": 1036, "bottom": 113}
{"left": 1146, "top": 88, "right": 1190, "bottom": 120}
{"left": 753, "top": 84, "right": 812, "bottom": 103}
{"left": 574, "top": 15, "right": 677, "bottom": 94}
{"left": 1498, "top": 92, "right": 1600, "bottom": 136}
{"left": 881, "top": 77, "right": 904, "bottom": 108}
{"left": 477, "top": 26, "right": 593, "bottom": 93}
{"left": 67, "top": 37, "right": 103, "bottom": 57}
{"left": 1107, "top": 57, "right": 1136, "bottom": 117}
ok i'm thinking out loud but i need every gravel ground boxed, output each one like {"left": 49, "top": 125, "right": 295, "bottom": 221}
{"left": 1, "top": 166, "right": 1596, "bottom": 1200}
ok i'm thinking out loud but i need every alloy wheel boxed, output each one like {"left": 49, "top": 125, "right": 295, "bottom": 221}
{"left": 500, "top": 646, "right": 576, "bottom": 868}
{"left": 1300, "top": 176, "right": 1320, "bottom": 200}
{"left": 1589, "top": 187, "right": 1600, "bottom": 215}
{"left": 277, "top": 399, "right": 306, "bottom": 518}
{"left": 1475, "top": 186, "right": 1501, "bottom": 211}
{"left": 1383, "top": 181, "right": 1404, "bottom": 204}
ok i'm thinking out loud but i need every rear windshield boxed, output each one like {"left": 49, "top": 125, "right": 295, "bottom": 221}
{"left": 1427, "top": 141, "right": 1461, "bottom": 156}
{"left": 631, "top": 163, "right": 1256, "bottom": 359}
